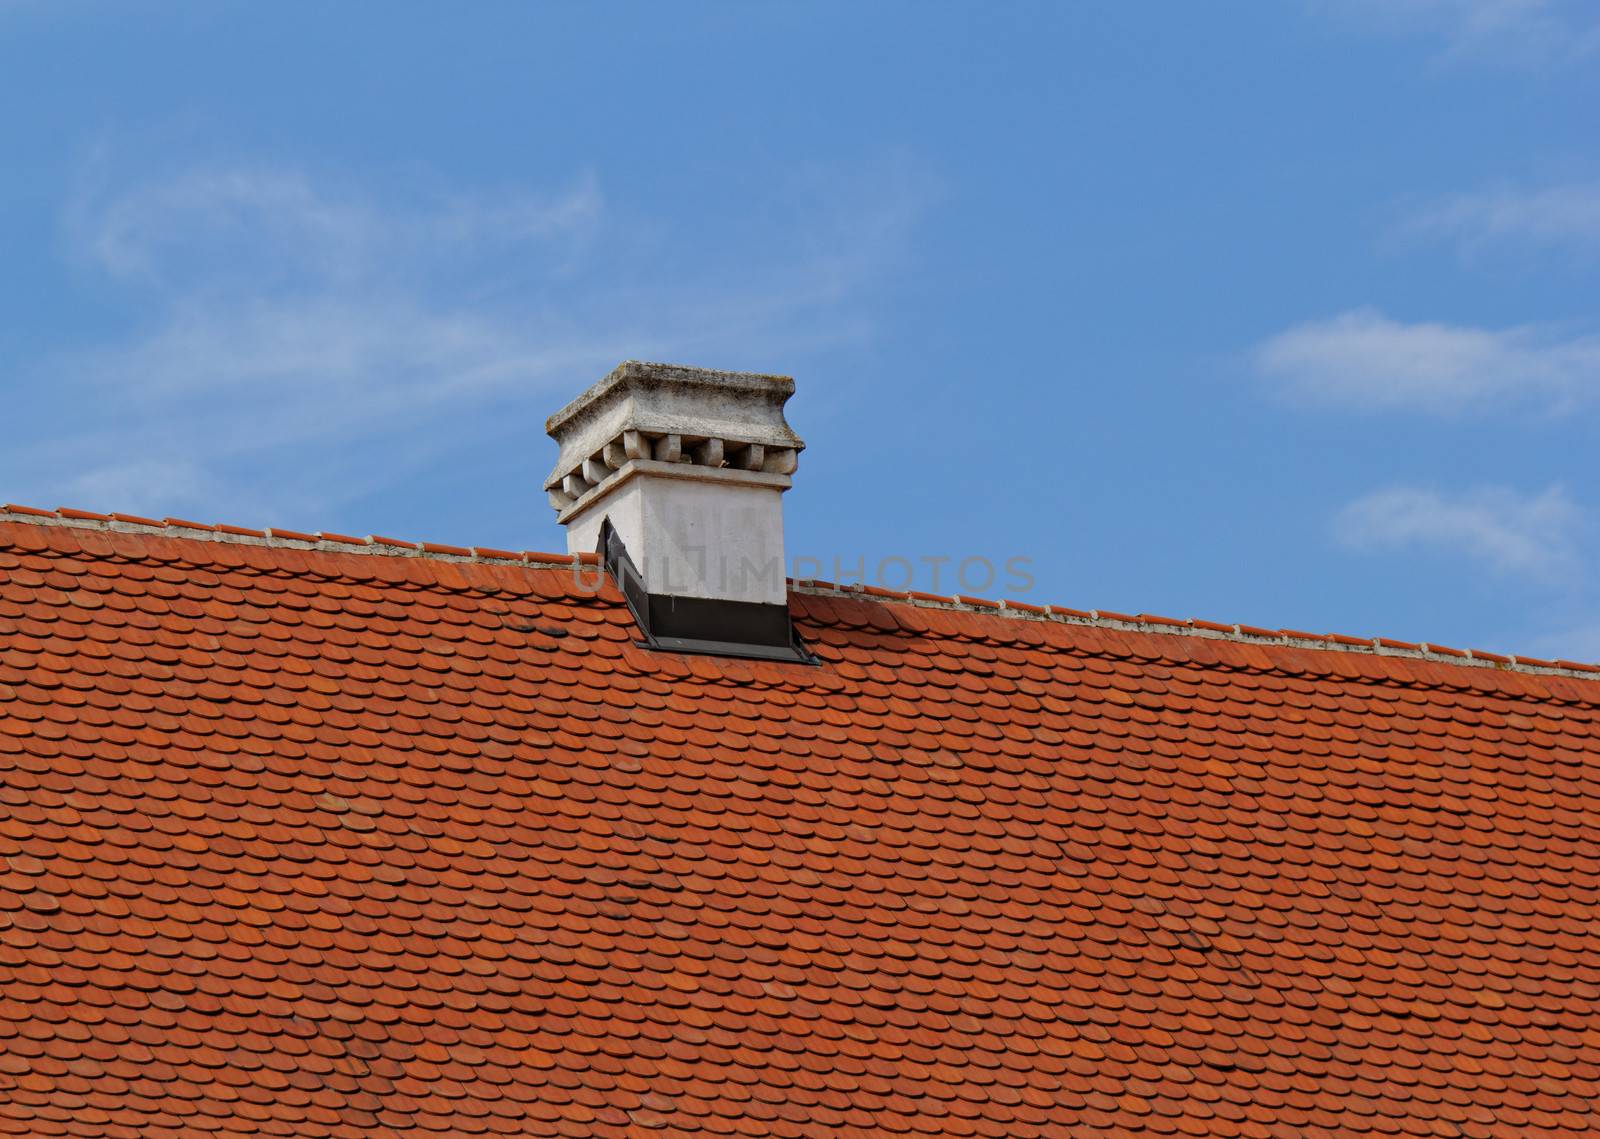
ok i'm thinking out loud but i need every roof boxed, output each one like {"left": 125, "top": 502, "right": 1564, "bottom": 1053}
{"left": 2, "top": 507, "right": 1600, "bottom": 1139}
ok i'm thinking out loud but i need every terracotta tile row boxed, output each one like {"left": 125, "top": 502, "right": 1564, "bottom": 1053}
{"left": 3, "top": 518, "right": 1600, "bottom": 1137}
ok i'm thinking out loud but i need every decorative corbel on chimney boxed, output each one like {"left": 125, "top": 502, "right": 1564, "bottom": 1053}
{"left": 544, "top": 361, "right": 811, "bottom": 662}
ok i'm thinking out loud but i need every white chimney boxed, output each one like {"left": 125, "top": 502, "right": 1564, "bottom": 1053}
{"left": 544, "top": 361, "right": 807, "bottom": 659}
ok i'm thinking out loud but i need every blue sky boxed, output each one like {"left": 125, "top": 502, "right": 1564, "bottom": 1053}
{"left": 2, "top": 2, "right": 1598, "bottom": 659}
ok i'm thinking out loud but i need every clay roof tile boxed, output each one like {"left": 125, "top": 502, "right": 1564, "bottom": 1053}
{"left": 0, "top": 510, "right": 1597, "bottom": 1138}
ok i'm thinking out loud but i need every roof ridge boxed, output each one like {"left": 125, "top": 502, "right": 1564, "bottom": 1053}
{"left": 5, "top": 501, "right": 1596, "bottom": 682}
{"left": 0, "top": 503, "right": 598, "bottom": 571}
{"left": 789, "top": 580, "right": 1600, "bottom": 683}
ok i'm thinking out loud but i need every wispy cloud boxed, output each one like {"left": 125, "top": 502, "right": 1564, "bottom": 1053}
{"left": 1334, "top": 483, "right": 1583, "bottom": 583}
{"left": 1335, "top": 482, "right": 1600, "bottom": 660}
{"left": 7, "top": 153, "right": 931, "bottom": 523}
{"left": 1254, "top": 308, "right": 1600, "bottom": 415}
{"left": 1527, "top": 620, "right": 1600, "bottom": 662}
{"left": 1402, "top": 180, "right": 1600, "bottom": 257}
{"left": 1317, "top": 0, "right": 1600, "bottom": 66}
{"left": 67, "top": 165, "right": 603, "bottom": 287}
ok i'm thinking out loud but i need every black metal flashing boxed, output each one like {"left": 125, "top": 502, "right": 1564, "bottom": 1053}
{"left": 597, "top": 520, "right": 814, "bottom": 663}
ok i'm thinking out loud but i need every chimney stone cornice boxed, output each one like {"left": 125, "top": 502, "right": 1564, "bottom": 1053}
{"left": 543, "top": 361, "right": 803, "bottom": 512}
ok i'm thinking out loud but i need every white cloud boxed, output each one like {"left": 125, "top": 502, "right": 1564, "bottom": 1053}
{"left": 1254, "top": 308, "right": 1600, "bottom": 415}
{"left": 1334, "top": 483, "right": 1583, "bottom": 583}
{"left": 1333, "top": 485, "right": 1600, "bottom": 662}
{"left": 1404, "top": 181, "right": 1600, "bottom": 256}
{"left": 1319, "top": 0, "right": 1600, "bottom": 65}
{"left": 68, "top": 166, "right": 604, "bottom": 287}
{"left": 1527, "top": 620, "right": 1600, "bottom": 662}
{"left": 8, "top": 155, "right": 931, "bottom": 524}
{"left": 60, "top": 459, "right": 227, "bottom": 520}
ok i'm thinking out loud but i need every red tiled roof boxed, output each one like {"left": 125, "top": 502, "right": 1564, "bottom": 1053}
{"left": 3, "top": 510, "right": 1600, "bottom": 1138}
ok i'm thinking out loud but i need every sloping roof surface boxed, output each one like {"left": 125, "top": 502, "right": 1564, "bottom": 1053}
{"left": 3, "top": 514, "right": 1600, "bottom": 1139}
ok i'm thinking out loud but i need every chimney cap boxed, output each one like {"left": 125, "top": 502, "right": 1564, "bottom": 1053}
{"left": 543, "top": 360, "right": 804, "bottom": 511}
{"left": 544, "top": 360, "right": 796, "bottom": 437}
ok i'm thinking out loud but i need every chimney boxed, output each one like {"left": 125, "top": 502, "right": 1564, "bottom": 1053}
{"left": 544, "top": 361, "right": 809, "bottom": 661}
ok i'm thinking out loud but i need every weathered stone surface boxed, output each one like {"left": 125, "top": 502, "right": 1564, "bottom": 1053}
{"left": 544, "top": 361, "right": 804, "bottom": 607}
{"left": 543, "top": 361, "right": 804, "bottom": 495}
